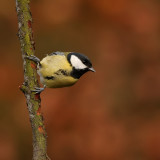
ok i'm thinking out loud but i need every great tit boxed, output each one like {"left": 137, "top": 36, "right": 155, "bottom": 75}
{"left": 26, "top": 52, "right": 95, "bottom": 93}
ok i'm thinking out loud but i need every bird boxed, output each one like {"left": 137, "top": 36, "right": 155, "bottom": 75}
{"left": 26, "top": 51, "right": 95, "bottom": 93}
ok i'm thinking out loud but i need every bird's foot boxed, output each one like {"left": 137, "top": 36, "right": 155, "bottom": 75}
{"left": 25, "top": 55, "right": 40, "bottom": 64}
{"left": 32, "top": 87, "right": 45, "bottom": 94}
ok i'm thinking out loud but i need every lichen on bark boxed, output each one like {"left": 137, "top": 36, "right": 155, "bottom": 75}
{"left": 15, "top": 0, "right": 49, "bottom": 159}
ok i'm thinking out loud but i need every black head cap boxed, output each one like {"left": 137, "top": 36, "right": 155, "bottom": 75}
{"left": 67, "top": 52, "right": 95, "bottom": 79}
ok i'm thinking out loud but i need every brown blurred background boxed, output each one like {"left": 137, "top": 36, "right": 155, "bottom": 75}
{"left": 0, "top": 0, "right": 160, "bottom": 160}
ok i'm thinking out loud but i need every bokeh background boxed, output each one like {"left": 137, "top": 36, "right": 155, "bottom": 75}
{"left": 0, "top": 0, "right": 160, "bottom": 160}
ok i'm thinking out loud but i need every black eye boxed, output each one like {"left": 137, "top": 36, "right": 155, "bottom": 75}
{"left": 82, "top": 60, "right": 87, "bottom": 64}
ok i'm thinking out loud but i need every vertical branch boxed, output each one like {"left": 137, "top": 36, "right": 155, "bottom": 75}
{"left": 15, "top": 0, "right": 49, "bottom": 160}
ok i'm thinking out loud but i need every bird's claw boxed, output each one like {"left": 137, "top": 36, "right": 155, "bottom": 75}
{"left": 25, "top": 55, "right": 40, "bottom": 64}
{"left": 31, "top": 87, "right": 44, "bottom": 94}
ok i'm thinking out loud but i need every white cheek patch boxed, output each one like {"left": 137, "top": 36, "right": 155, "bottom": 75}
{"left": 70, "top": 55, "right": 87, "bottom": 69}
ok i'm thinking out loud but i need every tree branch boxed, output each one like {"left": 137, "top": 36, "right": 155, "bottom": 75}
{"left": 15, "top": 0, "right": 49, "bottom": 159}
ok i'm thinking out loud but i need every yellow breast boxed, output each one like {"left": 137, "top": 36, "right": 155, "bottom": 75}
{"left": 38, "top": 54, "right": 78, "bottom": 88}
{"left": 43, "top": 76, "right": 78, "bottom": 88}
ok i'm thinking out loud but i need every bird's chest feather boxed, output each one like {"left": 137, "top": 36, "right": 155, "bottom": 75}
{"left": 37, "top": 55, "right": 78, "bottom": 88}
{"left": 44, "top": 75, "right": 78, "bottom": 88}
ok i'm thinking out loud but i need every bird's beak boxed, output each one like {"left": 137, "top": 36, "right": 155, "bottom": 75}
{"left": 89, "top": 67, "right": 96, "bottom": 72}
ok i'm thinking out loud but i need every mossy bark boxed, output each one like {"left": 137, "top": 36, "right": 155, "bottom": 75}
{"left": 15, "top": 0, "right": 49, "bottom": 159}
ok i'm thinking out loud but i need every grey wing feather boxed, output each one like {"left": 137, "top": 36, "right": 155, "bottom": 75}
{"left": 48, "top": 51, "right": 64, "bottom": 56}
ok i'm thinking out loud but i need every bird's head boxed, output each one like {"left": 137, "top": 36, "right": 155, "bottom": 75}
{"left": 67, "top": 52, "right": 95, "bottom": 79}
